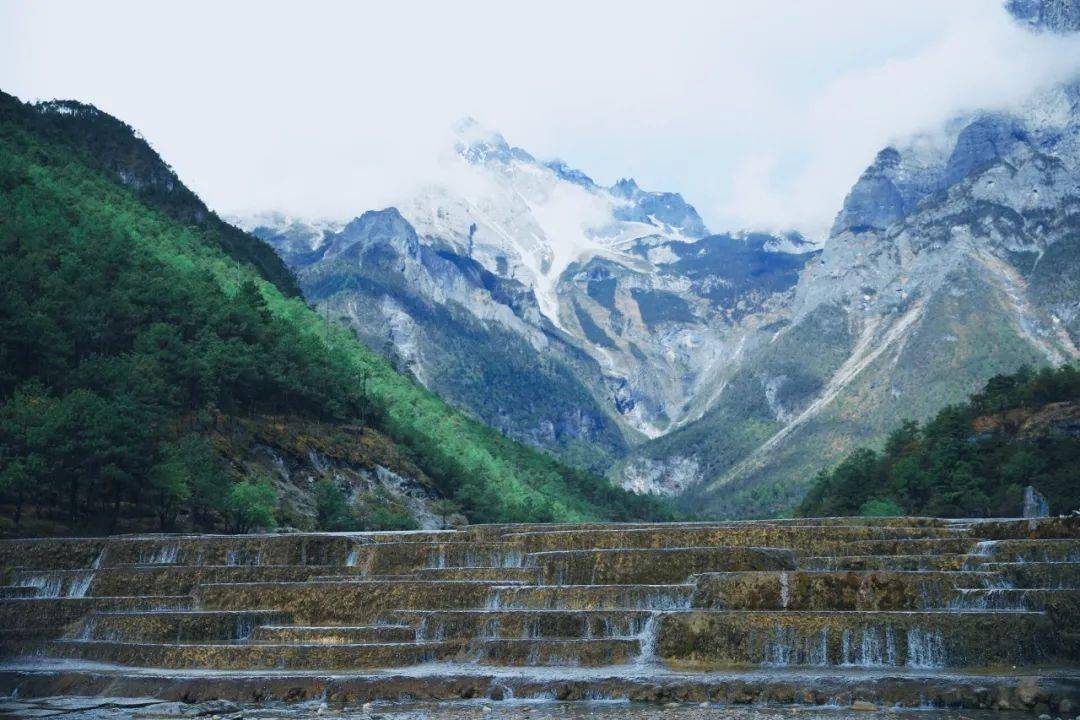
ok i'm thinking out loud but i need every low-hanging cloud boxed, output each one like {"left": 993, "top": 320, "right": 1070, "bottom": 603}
{"left": 2, "top": 0, "right": 1079, "bottom": 238}
{"left": 725, "top": 5, "right": 1080, "bottom": 238}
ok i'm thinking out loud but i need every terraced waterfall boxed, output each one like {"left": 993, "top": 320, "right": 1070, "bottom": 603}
{"left": 0, "top": 518, "right": 1077, "bottom": 715}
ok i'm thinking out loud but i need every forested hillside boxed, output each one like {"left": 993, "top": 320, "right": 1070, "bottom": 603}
{"left": 0, "top": 91, "right": 667, "bottom": 535}
{"left": 798, "top": 364, "right": 1080, "bottom": 518}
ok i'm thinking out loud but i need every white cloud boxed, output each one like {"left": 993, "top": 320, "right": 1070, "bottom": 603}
{"left": 725, "top": 5, "right": 1080, "bottom": 237}
{"left": 2, "top": 0, "right": 1079, "bottom": 238}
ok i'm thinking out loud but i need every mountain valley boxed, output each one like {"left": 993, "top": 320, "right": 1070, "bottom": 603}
{"left": 245, "top": 7, "right": 1080, "bottom": 517}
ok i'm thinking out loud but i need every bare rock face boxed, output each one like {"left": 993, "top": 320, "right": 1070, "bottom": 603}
{"left": 1025, "top": 485, "right": 1051, "bottom": 517}
{"left": 242, "top": 123, "right": 813, "bottom": 469}
{"left": 1007, "top": 0, "right": 1080, "bottom": 33}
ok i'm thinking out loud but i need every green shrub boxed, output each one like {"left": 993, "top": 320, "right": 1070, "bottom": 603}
{"left": 799, "top": 364, "right": 1080, "bottom": 518}
{"left": 355, "top": 490, "right": 418, "bottom": 531}
{"left": 858, "top": 498, "right": 904, "bottom": 517}
{"left": 225, "top": 476, "right": 278, "bottom": 533}
{"left": 314, "top": 479, "right": 357, "bottom": 531}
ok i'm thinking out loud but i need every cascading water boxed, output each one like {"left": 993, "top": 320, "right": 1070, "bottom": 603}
{"left": 485, "top": 586, "right": 513, "bottom": 610}
{"left": 636, "top": 614, "right": 659, "bottom": 665}
{"left": 65, "top": 571, "right": 93, "bottom": 598}
{"left": 481, "top": 617, "right": 501, "bottom": 639}
{"left": 964, "top": 540, "right": 999, "bottom": 570}
{"left": 762, "top": 625, "right": 830, "bottom": 666}
{"left": 225, "top": 549, "right": 262, "bottom": 566}
{"left": 906, "top": 628, "right": 945, "bottom": 668}
{"left": 17, "top": 574, "right": 62, "bottom": 598}
{"left": 427, "top": 548, "right": 448, "bottom": 570}
{"left": 948, "top": 587, "right": 1027, "bottom": 611}
{"left": 840, "top": 627, "right": 898, "bottom": 667}
{"left": 140, "top": 545, "right": 180, "bottom": 565}
{"left": 75, "top": 617, "right": 96, "bottom": 641}
{"left": 235, "top": 613, "right": 257, "bottom": 642}
{"left": 4, "top": 517, "right": 1072, "bottom": 706}
{"left": 492, "top": 549, "right": 524, "bottom": 568}
{"left": 345, "top": 546, "right": 375, "bottom": 577}
{"left": 416, "top": 617, "right": 445, "bottom": 642}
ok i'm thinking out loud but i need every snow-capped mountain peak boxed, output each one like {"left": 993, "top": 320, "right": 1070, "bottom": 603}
{"left": 392, "top": 119, "right": 712, "bottom": 328}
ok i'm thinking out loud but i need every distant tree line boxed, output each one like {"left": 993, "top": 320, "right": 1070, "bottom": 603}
{"left": 798, "top": 364, "right": 1080, "bottom": 518}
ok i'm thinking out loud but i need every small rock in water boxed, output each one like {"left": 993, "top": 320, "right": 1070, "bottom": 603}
{"left": 851, "top": 700, "right": 878, "bottom": 711}
{"left": 192, "top": 700, "right": 241, "bottom": 717}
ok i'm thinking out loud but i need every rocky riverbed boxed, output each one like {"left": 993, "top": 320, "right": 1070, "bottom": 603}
{"left": 1, "top": 696, "right": 1073, "bottom": 720}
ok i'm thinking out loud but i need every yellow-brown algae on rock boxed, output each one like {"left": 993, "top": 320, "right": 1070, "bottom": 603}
{"left": 0, "top": 516, "right": 1075, "bottom": 715}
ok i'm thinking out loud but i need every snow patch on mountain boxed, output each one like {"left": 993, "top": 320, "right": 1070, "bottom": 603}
{"left": 387, "top": 118, "right": 711, "bottom": 328}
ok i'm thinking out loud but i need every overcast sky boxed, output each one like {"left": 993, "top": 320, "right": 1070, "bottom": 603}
{"left": 3, "top": 0, "right": 1080, "bottom": 238}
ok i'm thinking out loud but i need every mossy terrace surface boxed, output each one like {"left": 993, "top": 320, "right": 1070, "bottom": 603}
{"left": 0, "top": 517, "right": 1077, "bottom": 713}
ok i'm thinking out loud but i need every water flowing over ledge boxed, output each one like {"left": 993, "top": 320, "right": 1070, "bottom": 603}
{"left": 0, "top": 516, "right": 1077, "bottom": 714}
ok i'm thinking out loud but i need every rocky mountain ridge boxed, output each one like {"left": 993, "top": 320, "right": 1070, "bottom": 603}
{"left": 244, "top": 1, "right": 1080, "bottom": 516}
{"left": 242, "top": 122, "right": 812, "bottom": 470}
{"left": 619, "top": 73, "right": 1080, "bottom": 516}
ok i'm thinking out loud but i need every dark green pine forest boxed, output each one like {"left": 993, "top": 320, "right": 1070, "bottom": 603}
{"left": 0, "top": 90, "right": 669, "bottom": 535}
{"left": 798, "top": 364, "right": 1080, "bottom": 518}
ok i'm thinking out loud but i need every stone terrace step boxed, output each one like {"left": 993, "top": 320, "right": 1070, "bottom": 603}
{"left": 984, "top": 562, "right": 1080, "bottom": 588}
{"left": 249, "top": 624, "right": 415, "bottom": 644}
{"left": 807, "top": 538, "right": 980, "bottom": 556}
{"left": 0, "top": 540, "right": 107, "bottom": 571}
{"left": 2, "top": 662, "right": 1077, "bottom": 712}
{"left": 388, "top": 609, "right": 653, "bottom": 640}
{"left": 799, "top": 554, "right": 976, "bottom": 571}
{"left": 5, "top": 570, "right": 96, "bottom": 598}
{"left": 45, "top": 638, "right": 460, "bottom": 669}
{"left": 76, "top": 610, "right": 289, "bottom": 643}
{"left": 0, "top": 596, "right": 192, "bottom": 634}
{"left": 690, "top": 571, "right": 1007, "bottom": 611}
{"left": 470, "top": 637, "right": 641, "bottom": 666}
{"left": 0, "top": 585, "right": 38, "bottom": 599}
{"left": 0, "top": 535, "right": 354, "bottom": 570}
{"left": 195, "top": 580, "right": 506, "bottom": 624}
{"left": 967, "top": 539, "right": 1080, "bottom": 563}
{"left": 473, "top": 517, "right": 949, "bottom": 536}
{"left": 1, "top": 518, "right": 1075, "bottom": 685}
{"left": 960, "top": 517, "right": 1080, "bottom": 540}
{"left": 484, "top": 584, "right": 694, "bottom": 610}
{"left": 657, "top": 609, "right": 1065, "bottom": 669}
{"left": 0, "top": 532, "right": 480, "bottom": 574}
{"left": 348, "top": 542, "right": 526, "bottom": 575}
{"left": 412, "top": 567, "right": 543, "bottom": 582}
{"left": 529, "top": 546, "right": 795, "bottom": 585}
{"left": 506, "top": 525, "right": 958, "bottom": 553}
{"left": 947, "top": 588, "right": 1080, "bottom": 616}
{"left": 8, "top": 565, "right": 372, "bottom": 598}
